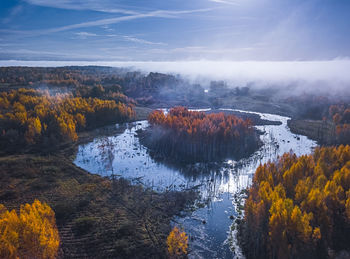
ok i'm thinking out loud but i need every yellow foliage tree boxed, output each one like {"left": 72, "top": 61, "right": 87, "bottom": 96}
{"left": 167, "top": 226, "right": 188, "bottom": 257}
{"left": 0, "top": 205, "right": 20, "bottom": 258}
{"left": 0, "top": 200, "right": 60, "bottom": 259}
{"left": 75, "top": 113, "right": 86, "bottom": 129}
{"left": 243, "top": 146, "right": 350, "bottom": 258}
{"left": 0, "top": 88, "right": 135, "bottom": 148}
{"left": 25, "top": 117, "right": 42, "bottom": 143}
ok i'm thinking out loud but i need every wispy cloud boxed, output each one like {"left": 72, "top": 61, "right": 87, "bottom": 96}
{"left": 46, "top": 12, "right": 173, "bottom": 33}
{"left": 1, "top": 8, "right": 213, "bottom": 36}
{"left": 0, "top": 48, "right": 130, "bottom": 60}
{"left": 24, "top": 0, "right": 217, "bottom": 15}
{"left": 74, "top": 31, "right": 166, "bottom": 45}
{"left": 2, "top": 4, "right": 23, "bottom": 24}
{"left": 209, "top": 0, "right": 240, "bottom": 6}
{"left": 121, "top": 35, "right": 166, "bottom": 46}
{"left": 3, "top": 0, "right": 348, "bottom": 62}
{"left": 75, "top": 31, "right": 98, "bottom": 39}
{"left": 24, "top": 0, "right": 140, "bottom": 15}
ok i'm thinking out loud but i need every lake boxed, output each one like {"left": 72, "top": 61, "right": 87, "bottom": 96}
{"left": 74, "top": 108, "right": 317, "bottom": 258}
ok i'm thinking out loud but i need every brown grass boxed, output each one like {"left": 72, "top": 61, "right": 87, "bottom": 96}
{"left": 0, "top": 154, "right": 196, "bottom": 258}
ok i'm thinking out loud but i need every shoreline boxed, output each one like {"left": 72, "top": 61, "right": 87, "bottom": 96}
{"left": 0, "top": 106, "right": 197, "bottom": 258}
{"left": 0, "top": 105, "right": 319, "bottom": 258}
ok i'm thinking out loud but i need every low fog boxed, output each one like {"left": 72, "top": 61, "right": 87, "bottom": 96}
{"left": 121, "top": 60, "right": 350, "bottom": 95}
{"left": 2, "top": 59, "right": 350, "bottom": 96}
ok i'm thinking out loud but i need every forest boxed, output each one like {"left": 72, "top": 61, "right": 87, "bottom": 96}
{"left": 0, "top": 88, "right": 134, "bottom": 153}
{"left": 0, "top": 66, "right": 128, "bottom": 89}
{"left": 2, "top": 0, "right": 350, "bottom": 255}
{"left": 0, "top": 66, "right": 349, "bottom": 258}
{"left": 0, "top": 68, "right": 195, "bottom": 258}
{"left": 240, "top": 145, "right": 350, "bottom": 259}
{"left": 0, "top": 67, "right": 202, "bottom": 107}
{"left": 140, "top": 107, "right": 260, "bottom": 163}
{"left": 0, "top": 67, "right": 254, "bottom": 108}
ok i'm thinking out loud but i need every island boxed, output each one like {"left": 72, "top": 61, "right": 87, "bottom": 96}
{"left": 138, "top": 106, "right": 261, "bottom": 163}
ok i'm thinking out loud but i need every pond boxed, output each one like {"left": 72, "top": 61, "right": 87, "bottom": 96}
{"left": 74, "top": 108, "right": 317, "bottom": 258}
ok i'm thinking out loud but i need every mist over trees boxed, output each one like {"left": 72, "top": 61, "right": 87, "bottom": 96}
{"left": 0, "top": 88, "right": 134, "bottom": 153}
{"left": 0, "top": 65, "right": 349, "bottom": 258}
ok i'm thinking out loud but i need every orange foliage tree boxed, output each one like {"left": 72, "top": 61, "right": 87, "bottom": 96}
{"left": 0, "top": 200, "right": 60, "bottom": 259}
{"left": 241, "top": 145, "right": 350, "bottom": 259}
{"left": 167, "top": 226, "right": 188, "bottom": 258}
{"left": 144, "top": 107, "right": 259, "bottom": 162}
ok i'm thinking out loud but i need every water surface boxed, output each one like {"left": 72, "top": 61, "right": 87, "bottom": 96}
{"left": 74, "top": 109, "right": 317, "bottom": 258}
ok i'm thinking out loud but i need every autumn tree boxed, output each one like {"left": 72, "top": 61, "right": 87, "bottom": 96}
{"left": 241, "top": 146, "right": 350, "bottom": 259}
{"left": 167, "top": 226, "right": 188, "bottom": 258}
{"left": 0, "top": 200, "right": 60, "bottom": 259}
{"left": 25, "top": 117, "right": 42, "bottom": 143}
{"left": 0, "top": 88, "right": 135, "bottom": 152}
{"left": 143, "top": 107, "right": 259, "bottom": 162}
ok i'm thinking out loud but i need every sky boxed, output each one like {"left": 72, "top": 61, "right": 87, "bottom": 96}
{"left": 1, "top": 0, "right": 350, "bottom": 61}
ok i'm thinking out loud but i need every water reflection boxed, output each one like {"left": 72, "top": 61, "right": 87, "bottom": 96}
{"left": 74, "top": 109, "right": 317, "bottom": 258}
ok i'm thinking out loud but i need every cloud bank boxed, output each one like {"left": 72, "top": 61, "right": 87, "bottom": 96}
{"left": 1, "top": 59, "right": 349, "bottom": 95}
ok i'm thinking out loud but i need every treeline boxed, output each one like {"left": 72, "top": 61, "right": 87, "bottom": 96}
{"left": 240, "top": 145, "right": 350, "bottom": 259}
{"left": 0, "top": 67, "right": 209, "bottom": 107}
{"left": 0, "top": 66, "right": 127, "bottom": 88}
{"left": 0, "top": 66, "right": 136, "bottom": 105}
{"left": 1, "top": 66, "right": 252, "bottom": 108}
{"left": 0, "top": 88, "right": 134, "bottom": 153}
{"left": 141, "top": 107, "right": 259, "bottom": 163}
{"left": 74, "top": 84, "right": 135, "bottom": 105}
{"left": 285, "top": 94, "right": 350, "bottom": 144}
{"left": 285, "top": 94, "right": 331, "bottom": 120}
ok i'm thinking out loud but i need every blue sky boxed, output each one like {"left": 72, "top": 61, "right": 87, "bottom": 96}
{"left": 1, "top": 0, "right": 350, "bottom": 61}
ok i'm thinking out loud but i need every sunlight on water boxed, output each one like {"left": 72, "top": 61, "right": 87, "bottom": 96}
{"left": 74, "top": 109, "right": 317, "bottom": 259}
